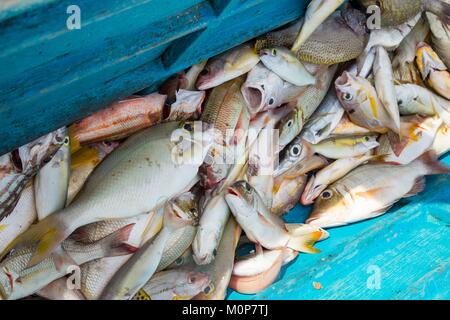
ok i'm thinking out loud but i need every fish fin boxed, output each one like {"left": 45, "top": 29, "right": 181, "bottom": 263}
{"left": 387, "top": 129, "right": 411, "bottom": 157}
{"left": 0, "top": 214, "right": 71, "bottom": 268}
{"left": 418, "top": 150, "right": 450, "bottom": 175}
{"left": 404, "top": 177, "right": 426, "bottom": 198}
{"left": 285, "top": 224, "right": 327, "bottom": 254}
{"left": 424, "top": 0, "right": 450, "bottom": 28}
{"left": 98, "top": 224, "right": 138, "bottom": 257}
{"left": 354, "top": 187, "right": 386, "bottom": 199}
{"left": 369, "top": 205, "right": 394, "bottom": 218}
{"left": 68, "top": 125, "right": 81, "bottom": 154}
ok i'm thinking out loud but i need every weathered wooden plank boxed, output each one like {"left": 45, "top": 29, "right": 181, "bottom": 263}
{"left": 228, "top": 154, "right": 450, "bottom": 300}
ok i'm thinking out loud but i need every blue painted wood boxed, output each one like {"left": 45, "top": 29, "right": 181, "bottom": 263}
{"left": 0, "top": 0, "right": 308, "bottom": 155}
{"left": 228, "top": 153, "right": 450, "bottom": 300}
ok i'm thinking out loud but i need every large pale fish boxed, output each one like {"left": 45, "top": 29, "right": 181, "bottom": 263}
{"left": 69, "top": 94, "right": 166, "bottom": 148}
{"left": 99, "top": 199, "right": 198, "bottom": 300}
{"left": 166, "top": 89, "right": 205, "bottom": 122}
{"left": 311, "top": 135, "right": 379, "bottom": 159}
{"left": 196, "top": 44, "right": 259, "bottom": 90}
{"left": 259, "top": 47, "right": 316, "bottom": 86}
{"left": 426, "top": 9, "right": 450, "bottom": 69}
{"left": 0, "top": 184, "right": 36, "bottom": 254}
{"left": 0, "top": 128, "right": 65, "bottom": 221}
{"left": 416, "top": 42, "right": 450, "bottom": 100}
{"left": 291, "top": 0, "right": 345, "bottom": 51}
{"left": 307, "top": 151, "right": 450, "bottom": 228}
{"left": 335, "top": 71, "right": 397, "bottom": 133}
{"left": 67, "top": 141, "right": 119, "bottom": 205}
{"left": 0, "top": 224, "right": 136, "bottom": 300}
{"left": 132, "top": 269, "right": 211, "bottom": 300}
{"left": 34, "top": 135, "right": 70, "bottom": 220}
{"left": 301, "top": 154, "right": 381, "bottom": 205}
{"left": 225, "top": 181, "right": 326, "bottom": 253}
{"left": 2, "top": 121, "right": 213, "bottom": 268}
{"left": 301, "top": 88, "right": 345, "bottom": 144}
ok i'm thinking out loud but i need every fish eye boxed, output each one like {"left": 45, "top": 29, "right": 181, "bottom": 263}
{"left": 268, "top": 98, "right": 274, "bottom": 105}
{"left": 321, "top": 190, "right": 333, "bottom": 199}
{"left": 244, "top": 183, "right": 252, "bottom": 192}
{"left": 364, "top": 136, "right": 370, "bottom": 141}
{"left": 188, "top": 276, "right": 196, "bottom": 284}
{"left": 272, "top": 49, "right": 277, "bottom": 56}
{"left": 213, "top": 249, "right": 217, "bottom": 257}
{"left": 63, "top": 137, "right": 69, "bottom": 145}
{"left": 203, "top": 285, "right": 211, "bottom": 294}
{"left": 183, "top": 123, "right": 193, "bottom": 132}
{"left": 343, "top": 93, "right": 353, "bottom": 101}
{"left": 398, "top": 99, "right": 403, "bottom": 106}
{"left": 290, "top": 144, "right": 301, "bottom": 157}
{"left": 175, "top": 257, "right": 183, "bottom": 265}
{"left": 286, "top": 119, "right": 293, "bottom": 128}
{"left": 200, "top": 68, "right": 209, "bottom": 76}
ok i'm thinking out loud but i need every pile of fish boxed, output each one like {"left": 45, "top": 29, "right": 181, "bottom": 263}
{"left": 1, "top": 0, "right": 449, "bottom": 300}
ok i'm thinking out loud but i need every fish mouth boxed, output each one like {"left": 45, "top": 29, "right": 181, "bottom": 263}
{"left": 242, "top": 85, "right": 263, "bottom": 113}
{"left": 227, "top": 187, "right": 240, "bottom": 197}
{"left": 335, "top": 71, "right": 352, "bottom": 88}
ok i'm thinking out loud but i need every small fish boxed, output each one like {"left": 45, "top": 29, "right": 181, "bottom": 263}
{"left": 335, "top": 71, "right": 397, "bottom": 133}
{"left": 416, "top": 42, "right": 450, "bottom": 100}
{"left": 426, "top": 10, "right": 450, "bottom": 69}
{"left": 99, "top": 199, "right": 197, "bottom": 300}
{"left": 311, "top": 135, "right": 379, "bottom": 159}
{"left": 132, "top": 269, "right": 211, "bottom": 300}
{"left": 430, "top": 124, "right": 450, "bottom": 155}
{"left": 307, "top": 151, "right": 449, "bottom": 228}
{"left": 0, "top": 184, "right": 36, "bottom": 254}
{"left": 395, "top": 84, "right": 450, "bottom": 126}
{"left": 34, "top": 135, "right": 70, "bottom": 220}
{"left": 196, "top": 44, "right": 259, "bottom": 90}
{"left": 373, "top": 46, "right": 401, "bottom": 134}
{"left": 37, "top": 277, "right": 85, "bottom": 300}
{"left": 329, "top": 114, "right": 373, "bottom": 137}
{"left": 259, "top": 47, "right": 316, "bottom": 86}
{"left": 225, "top": 181, "right": 326, "bottom": 253}
{"left": 67, "top": 141, "right": 119, "bottom": 205}
{"left": 0, "top": 128, "right": 66, "bottom": 221}
{"left": 69, "top": 93, "right": 165, "bottom": 147}
{"left": 274, "top": 137, "right": 314, "bottom": 178}
{"left": 0, "top": 224, "right": 136, "bottom": 300}
{"left": 166, "top": 89, "right": 205, "bottom": 122}
{"left": 384, "top": 116, "right": 443, "bottom": 164}
{"left": 272, "top": 174, "right": 308, "bottom": 216}
{"left": 301, "top": 88, "right": 345, "bottom": 144}
{"left": 291, "top": 0, "right": 345, "bottom": 51}
{"left": 2, "top": 121, "right": 213, "bottom": 268}
{"left": 357, "top": 0, "right": 450, "bottom": 27}
{"left": 301, "top": 154, "right": 381, "bottom": 205}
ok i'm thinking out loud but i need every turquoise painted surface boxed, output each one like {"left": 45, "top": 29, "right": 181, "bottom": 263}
{"left": 228, "top": 153, "right": 450, "bottom": 300}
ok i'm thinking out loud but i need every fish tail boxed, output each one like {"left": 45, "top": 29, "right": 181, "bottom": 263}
{"left": 424, "top": 0, "right": 450, "bottom": 28}
{"left": 285, "top": 224, "right": 328, "bottom": 254}
{"left": 0, "top": 214, "right": 72, "bottom": 267}
{"left": 418, "top": 150, "right": 450, "bottom": 175}
{"left": 68, "top": 125, "right": 81, "bottom": 154}
{"left": 98, "top": 224, "right": 139, "bottom": 257}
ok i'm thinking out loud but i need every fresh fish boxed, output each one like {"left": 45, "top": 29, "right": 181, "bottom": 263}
{"left": 373, "top": 46, "right": 401, "bottom": 133}
{"left": 416, "top": 42, "right": 450, "bottom": 100}
{"left": 291, "top": 0, "right": 345, "bottom": 51}
{"left": 67, "top": 141, "right": 119, "bottom": 205}
{"left": 329, "top": 115, "right": 373, "bottom": 137}
{"left": 278, "top": 65, "right": 338, "bottom": 149}
{"left": 132, "top": 269, "right": 211, "bottom": 300}
{"left": 3, "top": 121, "right": 213, "bottom": 268}
{"left": 37, "top": 277, "right": 85, "bottom": 300}
{"left": 34, "top": 135, "right": 70, "bottom": 220}
{"left": 241, "top": 63, "right": 285, "bottom": 114}
{"left": 296, "top": 9, "right": 368, "bottom": 65}
{"left": 0, "top": 128, "right": 66, "bottom": 221}
{"left": 307, "top": 151, "right": 449, "bottom": 228}
{"left": 274, "top": 137, "right": 313, "bottom": 178}
{"left": 69, "top": 94, "right": 166, "bottom": 147}
{"left": 301, "top": 88, "right": 345, "bottom": 144}
{"left": 335, "top": 71, "right": 397, "bottom": 133}
{"left": 301, "top": 154, "right": 381, "bottom": 205}
{"left": 311, "top": 135, "right": 379, "bottom": 159}
{"left": 384, "top": 116, "right": 443, "bottom": 164}
{"left": 225, "top": 181, "right": 326, "bottom": 253}
{"left": 426, "top": 9, "right": 450, "bottom": 68}
{"left": 193, "top": 217, "right": 241, "bottom": 300}
{"left": 0, "top": 224, "right": 136, "bottom": 300}
{"left": 0, "top": 184, "right": 36, "bottom": 254}
{"left": 156, "top": 190, "right": 200, "bottom": 271}
{"left": 272, "top": 174, "right": 308, "bottom": 216}
{"left": 259, "top": 47, "right": 316, "bottom": 86}
{"left": 196, "top": 44, "right": 259, "bottom": 90}
{"left": 77, "top": 212, "right": 159, "bottom": 300}
{"left": 395, "top": 84, "right": 450, "bottom": 126}
{"left": 431, "top": 124, "right": 450, "bottom": 155}
{"left": 166, "top": 89, "right": 205, "bottom": 122}
{"left": 357, "top": 0, "right": 450, "bottom": 27}
{"left": 99, "top": 199, "right": 198, "bottom": 300}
